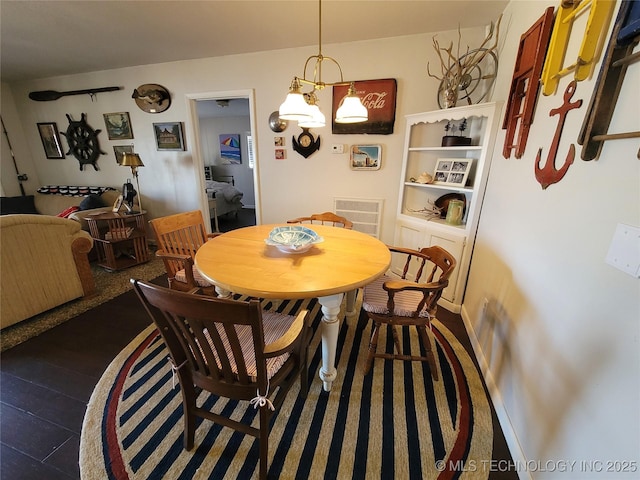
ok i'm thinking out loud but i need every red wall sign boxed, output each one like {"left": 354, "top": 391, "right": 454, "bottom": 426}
{"left": 331, "top": 78, "right": 397, "bottom": 135}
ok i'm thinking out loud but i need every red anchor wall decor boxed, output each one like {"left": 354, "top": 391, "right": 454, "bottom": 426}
{"left": 535, "top": 80, "right": 583, "bottom": 189}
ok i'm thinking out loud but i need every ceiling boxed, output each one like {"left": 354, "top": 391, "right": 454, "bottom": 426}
{"left": 0, "top": 0, "right": 509, "bottom": 83}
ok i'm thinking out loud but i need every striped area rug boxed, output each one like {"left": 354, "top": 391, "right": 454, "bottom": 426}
{"left": 80, "top": 295, "right": 492, "bottom": 479}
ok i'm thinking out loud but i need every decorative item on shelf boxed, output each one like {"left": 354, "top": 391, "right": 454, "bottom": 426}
{"left": 435, "top": 193, "right": 467, "bottom": 219}
{"left": 120, "top": 153, "right": 144, "bottom": 213}
{"left": 433, "top": 158, "right": 473, "bottom": 187}
{"left": 60, "top": 113, "right": 105, "bottom": 171}
{"left": 408, "top": 200, "right": 443, "bottom": 220}
{"left": 445, "top": 199, "right": 465, "bottom": 225}
{"left": 442, "top": 118, "right": 472, "bottom": 146}
{"left": 132, "top": 84, "right": 171, "bottom": 113}
{"left": 427, "top": 16, "right": 501, "bottom": 108}
{"left": 278, "top": 0, "right": 368, "bottom": 128}
{"left": 112, "top": 194, "right": 124, "bottom": 213}
{"left": 410, "top": 172, "right": 433, "bottom": 184}
{"left": 292, "top": 128, "right": 321, "bottom": 158}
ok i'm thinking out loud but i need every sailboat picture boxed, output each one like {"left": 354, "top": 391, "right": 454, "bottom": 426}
{"left": 219, "top": 134, "right": 241, "bottom": 164}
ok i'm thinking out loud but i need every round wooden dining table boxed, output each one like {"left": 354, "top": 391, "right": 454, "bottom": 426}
{"left": 194, "top": 224, "right": 391, "bottom": 391}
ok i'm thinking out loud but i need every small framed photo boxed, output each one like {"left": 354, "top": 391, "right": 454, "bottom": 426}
{"left": 37, "top": 122, "right": 65, "bottom": 159}
{"left": 103, "top": 112, "right": 133, "bottom": 140}
{"left": 113, "top": 145, "right": 134, "bottom": 164}
{"left": 433, "top": 158, "right": 473, "bottom": 186}
{"left": 112, "top": 194, "right": 124, "bottom": 213}
{"left": 275, "top": 148, "right": 286, "bottom": 160}
{"left": 350, "top": 144, "right": 381, "bottom": 170}
{"left": 153, "top": 122, "right": 185, "bottom": 151}
{"left": 274, "top": 136, "right": 285, "bottom": 146}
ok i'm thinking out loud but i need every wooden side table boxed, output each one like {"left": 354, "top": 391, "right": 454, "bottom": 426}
{"left": 86, "top": 211, "right": 150, "bottom": 271}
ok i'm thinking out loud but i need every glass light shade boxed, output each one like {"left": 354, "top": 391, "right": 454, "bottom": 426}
{"left": 335, "top": 95, "right": 368, "bottom": 123}
{"left": 298, "top": 104, "right": 326, "bottom": 128}
{"left": 279, "top": 92, "right": 313, "bottom": 121}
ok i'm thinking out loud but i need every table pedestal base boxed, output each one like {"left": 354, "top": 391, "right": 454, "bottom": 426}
{"left": 214, "top": 286, "right": 346, "bottom": 392}
{"left": 318, "top": 293, "right": 344, "bottom": 391}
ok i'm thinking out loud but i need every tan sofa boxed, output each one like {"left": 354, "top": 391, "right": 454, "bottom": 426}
{"left": 0, "top": 214, "right": 96, "bottom": 329}
{"left": 34, "top": 189, "right": 121, "bottom": 230}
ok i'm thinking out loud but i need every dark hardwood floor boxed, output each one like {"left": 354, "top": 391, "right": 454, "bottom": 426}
{"left": 214, "top": 207, "right": 256, "bottom": 232}
{"left": 1, "top": 208, "right": 516, "bottom": 479}
{"left": 0, "top": 289, "right": 153, "bottom": 479}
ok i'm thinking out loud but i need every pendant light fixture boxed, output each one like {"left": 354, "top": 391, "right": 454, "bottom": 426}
{"left": 278, "top": 0, "right": 368, "bottom": 127}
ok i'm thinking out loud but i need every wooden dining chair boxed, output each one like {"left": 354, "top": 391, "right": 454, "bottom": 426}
{"left": 149, "top": 210, "right": 218, "bottom": 295}
{"left": 287, "top": 211, "right": 357, "bottom": 312}
{"left": 287, "top": 211, "right": 353, "bottom": 229}
{"left": 132, "top": 279, "right": 311, "bottom": 480}
{"left": 362, "top": 245, "right": 456, "bottom": 380}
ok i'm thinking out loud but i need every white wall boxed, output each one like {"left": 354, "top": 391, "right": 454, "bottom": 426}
{"left": 2, "top": 2, "right": 638, "bottom": 476}
{"left": 1, "top": 27, "right": 486, "bottom": 242}
{"left": 463, "top": 1, "right": 640, "bottom": 478}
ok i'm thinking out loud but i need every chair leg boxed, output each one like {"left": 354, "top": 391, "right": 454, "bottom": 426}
{"left": 364, "top": 321, "right": 381, "bottom": 374}
{"left": 417, "top": 325, "right": 439, "bottom": 381}
{"left": 181, "top": 383, "right": 197, "bottom": 450}
{"left": 259, "top": 406, "right": 269, "bottom": 480}
{"left": 390, "top": 325, "right": 402, "bottom": 355}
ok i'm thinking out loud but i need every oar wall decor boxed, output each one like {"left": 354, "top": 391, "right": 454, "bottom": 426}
{"left": 28, "top": 86, "right": 122, "bottom": 101}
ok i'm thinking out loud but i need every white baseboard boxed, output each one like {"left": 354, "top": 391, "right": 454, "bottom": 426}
{"left": 460, "top": 304, "right": 532, "bottom": 480}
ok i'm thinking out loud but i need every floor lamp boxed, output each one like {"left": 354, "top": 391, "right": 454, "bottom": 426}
{"left": 120, "top": 153, "right": 144, "bottom": 213}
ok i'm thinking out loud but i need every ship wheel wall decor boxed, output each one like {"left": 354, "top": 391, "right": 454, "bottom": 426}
{"left": 60, "top": 113, "right": 105, "bottom": 170}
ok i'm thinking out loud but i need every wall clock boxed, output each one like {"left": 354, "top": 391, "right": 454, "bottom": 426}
{"left": 292, "top": 128, "right": 320, "bottom": 158}
{"left": 60, "top": 113, "right": 105, "bottom": 171}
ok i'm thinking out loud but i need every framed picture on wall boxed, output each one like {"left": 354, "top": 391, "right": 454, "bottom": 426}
{"left": 37, "top": 122, "right": 65, "bottom": 159}
{"left": 153, "top": 122, "right": 185, "bottom": 150}
{"left": 103, "top": 112, "right": 133, "bottom": 140}
{"left": 350, "top": 144, "right": 381, "bottom": 170}
{"left": 219, "top": 134, "right": 241, "bottom": 164}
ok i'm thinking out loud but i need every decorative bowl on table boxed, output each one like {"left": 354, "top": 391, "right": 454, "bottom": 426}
{"left": 265, "top": 226, "right": 324, "bottom": 254}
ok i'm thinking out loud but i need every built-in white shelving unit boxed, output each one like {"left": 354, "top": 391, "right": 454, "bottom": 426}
{"left": 394, "top": 102, "right": 502, "bottom": 312}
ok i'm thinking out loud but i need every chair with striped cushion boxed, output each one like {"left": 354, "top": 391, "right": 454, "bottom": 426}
{"left": 149, "top": 210, "right": 219, "bottom": 296}
{"left": 132, "top": 279, "right": 311, "bottom": 480}
{"left": 287, "top": 211, "right": 353, "bottom": 229}
{"left": 362, "top": 245, "right": 456, "bottom": 379}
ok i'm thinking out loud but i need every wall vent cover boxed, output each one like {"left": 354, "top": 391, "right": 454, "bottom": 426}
{"left": 334, "top": 197, "right": 384, "bottom": 238}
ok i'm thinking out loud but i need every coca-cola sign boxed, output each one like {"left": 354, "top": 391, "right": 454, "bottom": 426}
{"left": 332, "top": 78, "right": 397, "bottom": 135}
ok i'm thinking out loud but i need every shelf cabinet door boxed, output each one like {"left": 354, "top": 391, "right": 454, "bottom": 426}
{"left": 392, "top": 219, "right": 465, "bottom": 304}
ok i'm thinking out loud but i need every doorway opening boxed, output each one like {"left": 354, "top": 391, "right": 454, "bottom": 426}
{"left": 186, "top": 90, "right": 260, "bottom": 233}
